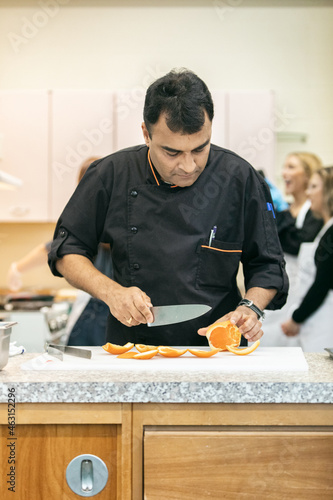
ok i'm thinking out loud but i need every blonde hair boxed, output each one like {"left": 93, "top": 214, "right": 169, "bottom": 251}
{"left": 77, "top": 156, "right": 101, "bottom": 183}
{"left": 316, "top": 166, "right": 333, "bottom": 217}
{"left": 288, "top": 152, "right": 322, "bottom": 180}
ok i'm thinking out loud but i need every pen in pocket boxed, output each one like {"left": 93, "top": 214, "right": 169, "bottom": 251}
{"left": 208, "top": 225, "right": 217, "bottom": 247}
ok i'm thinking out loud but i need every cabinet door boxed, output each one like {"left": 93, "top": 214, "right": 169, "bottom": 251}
{"left": 0, "top": 91, "right": 49, "bottom": 221}
{"left": 228, "top": 90, "right": 276, "bottom": 180}
{"left": 50, "top": 90, "right": 114, "bottom": 221}
{"left": 144, "top": 429, "right": 333, "bottom": 499}
{"left": 114, "top": 90, "right": 145, "bottom": 151}
{"left": 0, "top": 424, "right": 117, "bottom": 499}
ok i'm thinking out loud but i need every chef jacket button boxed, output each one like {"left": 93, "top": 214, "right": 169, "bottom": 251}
{"left": 131, "top": 226, "right": 138, "bottom": 234}
{"left": 59, "top": 230, "right": 66, "bottom": 237}
{"left": 130, "top": 190, "right": 138, "bottom": 197}
{"left": 133, "top": 263, "right": 140, "bottom": 270}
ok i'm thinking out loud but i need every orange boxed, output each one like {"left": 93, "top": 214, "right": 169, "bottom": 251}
{"left": 102, "top": 342, "right": 134, "bottom": 355}
{"left": 117, "top": 352, "right": 137, "bottom": 359}
{"left": 135, "top": 344, "right": 158, "bottom": 353}
{"left": 188, "top": 348, "right": 221, "bottom": 358}
{"left": 158, "top": 347, "right": 188, "bottom": 358}
{"left": 206, "top": 320, "right": 241, "bottom": 351}
{"left": 226, "top": 340, "right": 260, "bottom": 355}
{"left": 133, "top": 349, "right": 159, "bottom": 359}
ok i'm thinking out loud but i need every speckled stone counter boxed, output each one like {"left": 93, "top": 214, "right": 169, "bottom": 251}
{"left": 0, "top": 351, "right": 332, "bottom": 404}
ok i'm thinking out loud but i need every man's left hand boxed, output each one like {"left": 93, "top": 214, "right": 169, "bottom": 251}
{"left": 198, "top": 306, "right": 263, "bottom": 342}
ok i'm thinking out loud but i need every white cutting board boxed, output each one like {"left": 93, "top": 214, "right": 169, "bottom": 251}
{"left": 21, "top": 347, "right": 308, "bottom": 372}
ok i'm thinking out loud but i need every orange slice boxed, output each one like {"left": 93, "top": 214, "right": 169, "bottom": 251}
{"left": 188, "top": 348, "right": 221, "bottom": 358}
{"left": 226, "top": 340, "right": 260, "bottom": 355}
{"left": 135, "top": 344, "right": 158, "bottom": 353}
{"left": 102, "top": 342, "right": 134, "bottom": 355}
{"left": 158, "top": 347, "right": 188, "bottom": 358}
{"left": 133, "top": 349, "right": 159, "bottom": 359}
{"left": 117, "top": 352, "right": 137, "bottom": 359}
{"left": 206, "top": 320, "right": 241, "bottom": 351}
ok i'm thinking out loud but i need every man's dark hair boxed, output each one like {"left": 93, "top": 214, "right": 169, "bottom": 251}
{"left": 143, "top": 68, "right": 214, "bottom": 136}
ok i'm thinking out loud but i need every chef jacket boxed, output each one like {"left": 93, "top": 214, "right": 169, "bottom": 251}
{"left": 49, "top": 144, "right": 288, "bottom": 346}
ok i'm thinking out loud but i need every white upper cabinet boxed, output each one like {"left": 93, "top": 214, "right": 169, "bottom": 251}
{"left": 0, "top": 89, "right": 275, "bottom": 222}
{"left": 50, "top": 90, "right": 114, "bottom": 221}
{"left": 0, "top": 90, "right": 49, "bottom": 221}
{"left": 227, "top": 90, "right": 275, "bottom": 179}
{"left": 210, "top": 90, "right": 228, "bottom": 148}
{"left": 113, "top": 90, "right": 145, "bottom": 151}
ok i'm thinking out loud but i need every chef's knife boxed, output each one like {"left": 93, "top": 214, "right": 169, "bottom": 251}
{"left": 46, "top": 343, "right": 92, "bottom": 359}
{"left": 147, "top": 304, "right": 211, "bottom": 327}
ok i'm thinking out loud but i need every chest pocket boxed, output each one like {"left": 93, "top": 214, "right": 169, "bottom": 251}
{"left": 196, "top": 239, "right": 242, "bottom": 290}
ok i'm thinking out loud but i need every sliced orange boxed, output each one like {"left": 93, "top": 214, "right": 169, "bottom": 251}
{"left": 158, "top": 346, "right": 188, "bottom": 358}
{"left": 117, "top": 352, "right": 137, "bottom": 359}
{"left": 102, "top": 341, "right": 134, "bottom": 355}
{"left": 206, "top": 320, "right": 241, "bottom": 351}
{"left": 188, "top": 348, "right": 221, "bottom": 358}
{"left": 133, "top": 349, "right": 159, "bottom": 359}
{"left": 226, "top": 340, "right": 260, "bottom": 355}
{"left": 135, "top": 344, "right": 158, "bottom": 353}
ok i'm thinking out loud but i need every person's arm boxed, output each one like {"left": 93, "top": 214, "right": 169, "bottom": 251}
{"left": 56, "top": 254, "right": 153, "bottom": 326}
{"left": 198, "top": 287, "right": 276, "bottom": 342}
{"left": 7, "top": 242, "right": 50, "bottom": 291}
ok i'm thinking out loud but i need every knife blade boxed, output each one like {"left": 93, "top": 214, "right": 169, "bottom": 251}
{"left": 147, "top": 304, "right": 211, "bottom": 327}
{"left": 46, "top": 343, "right": 92, "bottom": 359}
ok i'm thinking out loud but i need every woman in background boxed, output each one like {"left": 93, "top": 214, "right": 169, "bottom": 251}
{"left": 261, "top": 152, "right": 323, "bottom": 347}
{"left": 281, "top": 166, "right": 333, "bottom": 351}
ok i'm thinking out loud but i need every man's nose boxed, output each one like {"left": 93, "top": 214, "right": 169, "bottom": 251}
{"left": 179, "top": 153, "right": 196, "bottom": 173}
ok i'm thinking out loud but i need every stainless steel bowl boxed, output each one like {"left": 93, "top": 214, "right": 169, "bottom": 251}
{"left": 0, "top": 322, "right": 16, "bottom": 370}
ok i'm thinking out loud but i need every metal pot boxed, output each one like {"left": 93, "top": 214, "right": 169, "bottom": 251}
{"left": 0, "top": 322, "right": 17, "bottom": 370}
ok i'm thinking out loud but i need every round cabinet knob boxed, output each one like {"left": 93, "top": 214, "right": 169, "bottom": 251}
{"left": 9, "top": 206, "right": 30, "bottom": 217}
{"left": 66, "top": 454, "right": 108, "bottom": 497}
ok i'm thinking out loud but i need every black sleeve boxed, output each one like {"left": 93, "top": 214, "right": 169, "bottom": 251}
{"left": 242, "top": 170, "right": 289, "bottom": 311}
{"left": 277, "top": 209, "right": 323, "bottom": 255}
{"left": 292, "top": 228, "right": 333, "bottom": 323}
{"left": 48, "top": 158, "right": 112, "bottom": 277}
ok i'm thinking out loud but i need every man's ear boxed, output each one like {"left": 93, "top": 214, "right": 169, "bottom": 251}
{"left": 141, "top": 122, "right": 150, "bottom": 147}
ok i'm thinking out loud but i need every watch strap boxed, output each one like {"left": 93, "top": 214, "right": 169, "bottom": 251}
{"left": 238, "top": 299, "right": 265, "bottom": 320}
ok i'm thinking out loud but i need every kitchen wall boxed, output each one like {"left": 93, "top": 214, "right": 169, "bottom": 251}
{"left": 1, "top": 0, "right": 333, "bottom": 289}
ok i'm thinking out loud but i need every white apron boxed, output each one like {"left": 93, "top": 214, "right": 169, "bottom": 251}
{"left": 295, "top": 218, "right": 333, "bottom": 352}
{"left": 261, "top": 201, "right": 311, "bottom": 347}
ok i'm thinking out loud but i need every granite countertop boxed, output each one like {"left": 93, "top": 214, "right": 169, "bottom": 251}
{"left": 0, "top": 350, "right": 332, "bottom": 404}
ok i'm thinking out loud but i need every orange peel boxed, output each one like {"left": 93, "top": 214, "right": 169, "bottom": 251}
{"left": 117, "top": 352, "right": 137, "bottom": 359}
{"left": 135, "top": 344, "right": 158, "bottom": 353}
{"left": 206, "top": 320, "right": 241, "bottom": 351}
{"left": 158, "top": 346, "right": 188, "bottom": 357}
{"left": 102, "top": 342, "right": 134, "bottom": 355}
{"left": 226, "top": 340, "right": 260, "bottom": 355}
{"left": 133, "top": 349, "right": 159, "bottom": 359}
{"left": 188, "top": 348, "right": 221, "bottom": 358}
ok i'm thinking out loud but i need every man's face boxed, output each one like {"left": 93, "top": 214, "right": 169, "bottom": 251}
{"left": 142, "top": 112, "right": 212, "bottom": 187}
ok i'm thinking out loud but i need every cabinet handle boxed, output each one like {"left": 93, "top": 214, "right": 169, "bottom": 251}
{"left": 81, "top": 459, "right": 93, "bottom": 492}
{"left": 66, "top": 454, "right": 108, "bottom": 497}
{"left": 9, "top": 206, "right": 30, "bottom": 217}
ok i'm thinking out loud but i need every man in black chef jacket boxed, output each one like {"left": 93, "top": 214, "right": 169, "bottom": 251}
{"left": 48, "top": 69, "right": 288, "bottom": 347}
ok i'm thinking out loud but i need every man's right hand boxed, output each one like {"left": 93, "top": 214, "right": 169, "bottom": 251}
{"left": 55, "top": 254, "right": 154, "bottom": 327}
{"left": 106, "top": 282, "right": 154, "bottom": 327}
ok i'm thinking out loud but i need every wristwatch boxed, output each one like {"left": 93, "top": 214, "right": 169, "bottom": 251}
{"left": 238, "top": 299, "right": 265, "bottom": 321}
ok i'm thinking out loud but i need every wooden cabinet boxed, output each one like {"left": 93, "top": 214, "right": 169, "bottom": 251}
{"left": 0, "top": 402, "right": 332, "bottom": 498}
{"left": 0, "top": 403, "right": 132, "bottom": 500}
{"left": 144, "top": 429, "right": 333, "bottom": 499}
{"left": 0, "top": 91, "right": 49, "bottom": 222}
{"left": 133, "top": 403, "right": 333, "bottom": 500}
